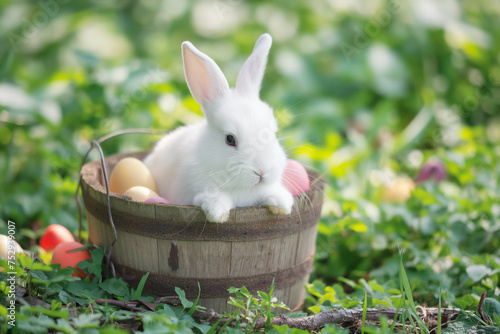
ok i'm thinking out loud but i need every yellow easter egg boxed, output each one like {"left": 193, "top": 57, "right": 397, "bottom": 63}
{"left": 124, "top": 186, "right": 159, "bottom": 202}
{"left": 381, "top": 176, "right": 415, "bottom": 203}
{"left": 109, "top": 158, "right": 158, "bottom": 195}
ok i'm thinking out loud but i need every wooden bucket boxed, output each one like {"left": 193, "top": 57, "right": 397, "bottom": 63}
{"left": 80, "top": 152, "right": 325, "bottom": 313}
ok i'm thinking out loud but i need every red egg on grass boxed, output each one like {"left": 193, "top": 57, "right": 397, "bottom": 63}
{"left": 40, "top": 224, "right": 75, "bottom": 251}
{"left": 282, "top": 159, "right": 310, "bottom": 196}
{"left": 51, "top": 241, "right": 92, "bottom": 278}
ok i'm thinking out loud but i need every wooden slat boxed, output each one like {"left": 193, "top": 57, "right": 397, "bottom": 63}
{"left": 198, "top": 298, "right": 228, "bottom": 313}
{"left": 87, "top": 211, "right": 113, "bottom": 248}
{"left": 157, "top": 240, "right": 232, "bottom": 278}
{"left": 285, "top": 273, "right": 310, "bottom": 311}
{"left": 295, "top": 224, "right": 318, "bottom": 264}
{"left": 229, "top": 233, "right": 299, "bottom": 277}
{"left": 112, "top": 230, "right": 159, "bottom": 273}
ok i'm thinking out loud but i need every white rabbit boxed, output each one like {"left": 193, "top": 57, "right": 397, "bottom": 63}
{"left": 143, "top": 33, "right": 294, "bottom": 223}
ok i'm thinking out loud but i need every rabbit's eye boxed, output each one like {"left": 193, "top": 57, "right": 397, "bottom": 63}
{"left": 225, "top": 134, "right": 237, "bottom": 147}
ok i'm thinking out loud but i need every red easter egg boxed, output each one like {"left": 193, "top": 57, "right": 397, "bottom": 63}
{"left": 40, "top": 224, "right": 75, "bottom": 251}
{"left": 282, "top": 159, "right": 310, "bottom": 196}
{"left": 51, "top": 241, "right": 91, "bottom": 278}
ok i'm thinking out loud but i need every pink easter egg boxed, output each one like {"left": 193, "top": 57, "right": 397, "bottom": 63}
{"left": 144, "top": 196, "right": 170, "bottom": 204}
{"left": 282, "top": 159, "right": 310, "bottom": 196}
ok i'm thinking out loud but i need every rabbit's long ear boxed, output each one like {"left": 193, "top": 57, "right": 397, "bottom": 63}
{"left": 235, "top": 33, "right": 272, "bottom": 98}
{"left": 182, "top": 41, "right": 230, "bottom": 106}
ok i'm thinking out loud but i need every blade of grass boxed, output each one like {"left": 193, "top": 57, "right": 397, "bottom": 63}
{"left": 460, "top": 310, "right": 490, "bottom": 326}
{"left": 380, "top": 315, "right": 389, "bottom": 332}
{"left": 399, "top": 258, "right": 416, "bottom": 307}
{"left": 188, "top": 282, "right": 202, "bottom": 316}
{"left": 0, "top": 49, "right": 13, "bottom": 77}
{"left": 218, "top": 314, "right": 236, "bottom": 333}
{"left": 265, "top": 279, "right": 275, "bottom": 329}
{"left": 404, "top": 303, "right": 420, "bottom": 333}
{"left": 362, "top": 290, "right": 368, "bottom": 334}
{"left": 389, "top": 291, "right": 405, "bottom": 333}
{"left": 437, "top": 281, "right": 442, "bottom": 334}
{"left": 399, "top": 258, "right": 429, "bottom": 333}
{"left": 133, "top": 272, "right": 149, "bottom": 300}
{"left": 206, "top": 316, "right": 224, "bottom": 334}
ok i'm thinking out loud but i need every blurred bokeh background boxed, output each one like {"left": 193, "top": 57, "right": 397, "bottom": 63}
{"left": 1, "top": 0, "right": 499, "bottom": 305}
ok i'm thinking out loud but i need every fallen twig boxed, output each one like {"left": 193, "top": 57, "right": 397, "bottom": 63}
{"left": 477, "top": 291, "right": 490, "bottom": 325}
{"left": 93, "top": 299, "right": 147, "bottom": 313}
{"left": 153, "top": 296, "right": 182, "bottom": 307}
{"left": 84, "top": 298, "right": 463, "bottom": 332}
{"left": 195, "top": 307, "right": 461, "bottom": 331}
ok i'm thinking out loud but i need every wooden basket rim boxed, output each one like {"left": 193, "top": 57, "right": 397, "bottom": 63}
{"left": 80, "top": 152, "right": 325, "bottom": 240}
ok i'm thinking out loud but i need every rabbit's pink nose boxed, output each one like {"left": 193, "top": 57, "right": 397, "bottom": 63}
{"left": 254, "top": 169, "right": 264, "bottom": 182}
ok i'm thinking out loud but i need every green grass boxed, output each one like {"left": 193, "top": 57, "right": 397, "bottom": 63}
{"left": 133, "top": 273, "right": 150, "bottom": 301}
{"left": 1, "top": 250, "right": 500, "bottom": 333}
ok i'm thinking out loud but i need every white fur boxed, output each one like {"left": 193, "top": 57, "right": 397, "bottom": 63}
{"left": 144, "top": 34, "right": 293, "bottom": 223}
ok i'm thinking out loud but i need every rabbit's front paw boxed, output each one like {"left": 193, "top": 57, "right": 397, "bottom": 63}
{"left": 205, "top": 206, "right": 230, "bottom": 223}
{"left": 263, "top": 186, "right": 294, "bottom": 216}
{"left": 194, "top": 192, "right": 232, "bottom": 223}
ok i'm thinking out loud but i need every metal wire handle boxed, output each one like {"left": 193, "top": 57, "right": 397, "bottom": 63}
{"left": 74, "top": 129, "right": 166, "bottom": 277}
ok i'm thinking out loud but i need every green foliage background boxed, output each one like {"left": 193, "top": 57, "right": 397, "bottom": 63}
{"left": 1, "top": 0, "right": 500, "bottom": 330}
